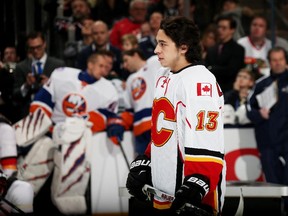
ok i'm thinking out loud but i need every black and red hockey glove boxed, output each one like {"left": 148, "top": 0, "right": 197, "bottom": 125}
{"left": 126, "top": 155, "right": 152, "bottom": 202}
{"left": 171, "top": 174, "right": 213, "bottom": 216}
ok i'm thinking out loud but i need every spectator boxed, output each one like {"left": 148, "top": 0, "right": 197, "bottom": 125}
{"left": 76, "top": 20, "right": 126, "bottom": 79}
{"left": 200, "top": 24, "right": 218, "bottom": 60}
{"left": 147, "top": 0, "right": 179, "bottom": 18}
{"left": 121, "top": 34, "right": 139, "bottom": 51}
{"left": 0, "top": 46, "right": 19, "bottom": 70}
{"left": 13, "top": 32, "right": 65, "bottom": 122}
{"left": 0, "top": 113, "right": 34, "bottom": 214}
{"left": 93, "top": 0, "right": 129, "bottom": 29}
{"left": 54, "top": 0, "right": 92, "bottom": 58}
{"left": 237, "top": 15, "right": 272, "bottom": 77}
{"left": 110, "top": 0, "right": 148, "bottom": 50}
{"left": 205, "top": 15, "right": 245, "bottom": 93}
{"left": 224, "top": 68, "right": 255, "bottom": 125}
{"left": 139, "top": 22, "right": 152, "bottom": 38}
{"left": 246, "top": 47, "right": 288, "bottom": 188}
{"left": 139, "top": 11, "right": 163, "bottom": 58}
{"left": 215, "top": 0, "right": 254, "bottom": 40}
{"left": 63, "top": 16, "right": 94, "bottom": 67}
{"left": 0, "top": 46, "right": 19, "bottom": 123}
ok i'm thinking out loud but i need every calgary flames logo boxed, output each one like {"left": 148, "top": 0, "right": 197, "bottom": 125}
{"left": 62, "top": 93, "right": 87, "bottom": 116}
{"left": 131, "top": 77, "right": 146, "bottom": 100}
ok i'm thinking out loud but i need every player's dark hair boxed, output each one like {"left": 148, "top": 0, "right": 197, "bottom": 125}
{"left": 122, "top": 48, "right": 147, "bottom": 61}
{"left": 87, "top": 51, "right": 106, "bottom": 63}
{"left": 159, "top": 16, "right": 202, "bottom": 64}
{"left": 96, "top": 49, "right": 115, "bottom": 59}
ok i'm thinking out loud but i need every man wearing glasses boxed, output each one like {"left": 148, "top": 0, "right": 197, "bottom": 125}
{"left": 13, "top": 31, "right": 65, "bottom": 121}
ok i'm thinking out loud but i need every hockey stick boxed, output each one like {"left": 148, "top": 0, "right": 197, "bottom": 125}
{"left": 142, "top": 184, "right": 175, "bottom": 202}
{"left": 117, "top": 139, "right": 130, "bottom": 170}
{"left": 142, "top": 184, "right": 213, "bottom": 216}
{"left": 0, "top": 195, "right": 26, "bottom": 214}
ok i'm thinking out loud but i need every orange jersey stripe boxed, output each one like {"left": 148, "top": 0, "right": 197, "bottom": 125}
{"left": 88, "top": 111, "right": 106, "bottom": 133}
{"left": 120, "top": 111, "right": 133, "bottom": 130}
{"left": 133, "top": 120, "right": 151, "bottom": 136}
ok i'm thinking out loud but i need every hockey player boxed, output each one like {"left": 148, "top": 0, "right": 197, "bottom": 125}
{"left": 107, "top": 49, "right": 161, "bottom": 155}
{"left": 15, "top": 51, "right": 121, "bottom": 215}
{"left": 126, "top": 16, "right": 226, "bottom": 215}
{"left": 0, "top": 113, "right": 34, "bottom": 214}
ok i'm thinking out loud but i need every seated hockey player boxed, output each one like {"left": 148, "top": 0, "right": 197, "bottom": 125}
{"left": 14, "top": 51, "right": 122, "bottom": 215}
{"left": 0, "top": 113, "right": 34, "bottom": 214}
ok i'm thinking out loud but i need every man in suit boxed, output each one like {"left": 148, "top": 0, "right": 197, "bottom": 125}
{"left": 13, "top": 31, "right": 65, "bottom": 121}
{"left": 75, "top": 20, "right": 128, "bottom": 80}
{"left": 205, "top": 15, "right": 245, "bottom": 93}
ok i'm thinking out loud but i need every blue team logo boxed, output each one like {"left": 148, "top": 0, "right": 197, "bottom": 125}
{"left": 131, "top": 77, "right": 146, "bottom": 100}
{"left": 62, "top": 93, "right": 87, "bottom": 116}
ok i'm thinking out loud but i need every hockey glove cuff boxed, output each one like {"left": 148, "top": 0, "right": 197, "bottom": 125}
{"left": 126, "top": 155, "right": 152, "bottom": 202}
{"left": 171, "top": 174, "right": 210, "bottom": 214}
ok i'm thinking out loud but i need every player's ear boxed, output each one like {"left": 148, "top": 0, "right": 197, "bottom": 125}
{"left": 180, "top": 45, "right": 188, "bottom": 54}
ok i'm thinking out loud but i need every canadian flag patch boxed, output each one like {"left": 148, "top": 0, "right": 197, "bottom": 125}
{"left": 197, "top": 83, "right": 212, "bottom": 96}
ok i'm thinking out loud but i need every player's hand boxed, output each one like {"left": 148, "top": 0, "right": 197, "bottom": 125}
{"left": 171, "top": 174, "right": 211, "bottom": 215}
{"left": 0, "top": 172, "right": 8, "bottom": 196}
{"left": 126, "top": 155, "right": 152, "bottom": 202}
{"left": 107, "top": 118, "right": 125, "bottom": 145}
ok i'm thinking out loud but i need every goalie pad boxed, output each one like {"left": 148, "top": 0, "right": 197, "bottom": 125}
{"left": 51, "top": 117, "right": 92, "bottom": 215}
{"left": 17, "top": 135, "right": 55, "bottom": 194}
{"left": 13, "top": 108, "right": 52, "bottom": 147}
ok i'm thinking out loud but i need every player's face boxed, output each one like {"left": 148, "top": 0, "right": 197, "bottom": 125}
{"left": 269, "top": 50, "right": 287, "bottom": 74}
{"left": 122, "top": 54, "right": 136, "bottom": 72}
{"left": 154, "top": 29, "right": 182, "bottom": 71}
{"left": 88, "top": 55, "right": 108, "bottom": 79}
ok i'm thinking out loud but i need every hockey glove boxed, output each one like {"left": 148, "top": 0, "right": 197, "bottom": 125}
{"left": 107, "top": 118, "right": 125, "bottom": 145}
{"left": 171, "top": 174, "right": 211, "bottom": 215}
{"left": 126, "top": 155, "right": 152, "bottom": 202}
{"left": 0, "top": 172, "right": 7, "bottom": 196}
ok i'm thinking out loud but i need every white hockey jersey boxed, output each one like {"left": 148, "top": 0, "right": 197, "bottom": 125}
{"left": 150, "top": 65, "right": 226, "bottom": 212}
{"left": 122, "top": 55, "right": 161, "bottom": 136}
{"left": 237, "top": 36, "right": 272, "bottom": 66}
{"left": 30, "top": 67, "right": 119, "bottom": 133}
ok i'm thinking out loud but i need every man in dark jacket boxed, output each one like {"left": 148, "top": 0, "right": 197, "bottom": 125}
{"left": 13, "top": 32, "right": 65, "bottom": 121}
{"left": 205, "top": 15, "right": 245, "bottom": 93}
{"left": 246, "top": 46, "right": 288, "bottom": 211}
